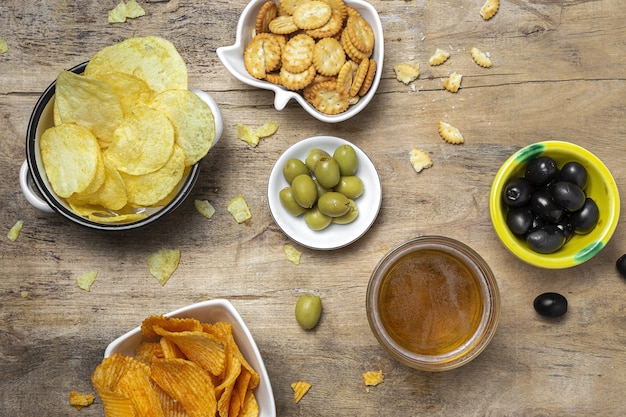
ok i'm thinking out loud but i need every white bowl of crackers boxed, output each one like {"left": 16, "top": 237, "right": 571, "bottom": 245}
{"left": 97, "top": 299, "right": 276, "bottom": 416}
{"left": 217, "top": 0, "right": 384, "bottom": 123}
{"left": 20, "top": 37, "right": 223, "bottom": 231}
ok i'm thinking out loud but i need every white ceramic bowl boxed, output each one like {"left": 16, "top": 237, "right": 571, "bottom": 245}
{"left": 216, "top": 0, "right": 384, "bottom": 123}
{"left": 105, "top": 299, "right": 276, "bottom": 417}
{"left": 19, "top": 61, "right": 223, "bottom": 231}
{"left": 267, "top": 135, "right": 382, "bottom": 249}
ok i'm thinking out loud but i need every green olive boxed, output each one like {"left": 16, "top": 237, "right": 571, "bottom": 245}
{"left": 279, "top": 187, "right": 306, "bottom": 216}
{"left": 291, "top": 174, "right": 317, "bottom": 208}
{"left": 305, "top": 149, "right": 330, "bottom": 171}
{"left": 295, "top": 293, "right": 322, "bottom": 329}
{"left": 313, "top": 178, "right": 330, "bottom": 199}
{"left": 317, "top": 192, "right": 350, "bottom": 217}
{"left": 304, "top": 206, "right": 332, "bottom": 231}
{"left": 333, "top": 144, "right": 358, "bottom": 176}
{"left": 314, "top": 156, "right": 341, "bottom": 188}
{"left": 283, "top": 158, "right": 309, "bottom": 184}
{"left": 332, "top": 199, "right": 358, "bottom": 224}
{"left": 334, "top": 176, "right": 364, "bottom": 199}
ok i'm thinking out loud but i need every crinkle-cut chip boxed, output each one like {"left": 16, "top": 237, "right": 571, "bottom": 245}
{"left": 40, "top": 124, "right": 102, "bottom": 198}
{"left": 121, "top": 145, "right": 185, "bottom": 207}
{"left": 429, "top": 48, "right": 450, "bottom": 66}
{"left": 282, "top": 34, "right": 316, "bottom": 73}
{"left": 152, "top": 384, "right": 188, "bottom": 417}
{"left": 471, "top": 47, "right": 492, "bottom": 68}
{"left": 135, "top": 341, "right": 164, "bottom": 365}
{"left": 76, "top": 270, "right": 98, "bottom": 292}
{"left": 106, "top": 105, "right": 175, "bottom": 176}
{"left": 268, "top": 15, "right": 299, "bottom": 35}
{"left": 67, "top": 156, "right": 128, "bottom": 211}
{"left": 85, "top": 36, "right": 188, "bottom": 93}
{"left": 240, "top": 390, "right": 260, "bottom": 417}
{"left": 255, "top": 121, "right": 280, "bottom": 138}
{"left": 313, "top": 37, "right": 346, "bottom": 76}
{"left": 160, "top": 337, "right": 186, "bottom": 359}
{"left": 244, "top": 35, "right": 282, "bottom": 79}
{"left": 216, "top": 352, "right": 242, "bottom": 417}
{"left": 93, "top": 72, "right": 152, "bottom": 115}
{"left": 362, "top": 369, "right": 384, "bottom": 386}
{"left": 256, "top": 1, "right": 279, "bottom": 33}
{"left": 228, "top": 194, "right": 253, "bottom": 223}
{"left": 346, "top": 14, "right": 375, "bottom": 54}
{"left": 91, "top": 354, "right": 146, "bottom": 417}
{"left": 69, "top": 391, "right": 95, "bottom": 411}
{"left": 116, "top": 359, "right": 165, "bottom": 417}
{"left": 150, "top": 359, "right": 217, "bottom": 417}
{"left": 306, "top": 9, "right": 343, "bottom": 38}
{"left": 285, "top": 244, "right": 302, "bottom": 265}
{"left": 150, "top": 89, "right": 216, "bottom": 166}
{"left": 153, "top": 326, "right": 226, "bottom": 376}
{"left": 409, "top": 148, "right": 433, "bottom": 173}
{"left": 393, "top": 63, "right": 420, "bottom": 85}
{"left": 7, "top": 220, "right": 23, "bottom": 242}
{"left": 305, "top": 80, "right": 350, "bottom": 114}
{"left": 194, "top": 199, "right": 216, "bottom": 219}
{"left": 141, "top": 315, "right": 203, "bottom": 339}
{"left": 54, "top": 71, "right": 124, "bottom": 145}
{"left": 292, "top": 1, "right": 332, "bottom": 30}
{"left": 438, "top": 121, "right": 465, "bottom": 144}
{"left": 442, "top": 71, "right": 462, "bottom": 92}
{"left": 229, "top": 368, "right": 252, "bottom": 417}
{"left": 146, "top": 248, "right": 181, "bottom": 286}
{"left": 0, "top": 39, "right": 8, "bottom": 54}
{"left": 480, "top": 0, "right": 499, "bottom": 20}
{"left": 237, "top": 123, "right": 260, "bottom": 147}
{"left": 291, "top": 381, "right": 312, "bottom": 404}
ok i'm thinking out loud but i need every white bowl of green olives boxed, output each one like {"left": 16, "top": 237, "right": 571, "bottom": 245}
{"left": 489, "top": 141, "right": 620, "bottom": 269}
{"left": 268, "top": 136, "right": 382, "bottom": 250}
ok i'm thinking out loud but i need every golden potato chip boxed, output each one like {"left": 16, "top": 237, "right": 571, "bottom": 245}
{"left": 135, "top": 341, "right": 164, "bottom": 365}
{"left": 216, "top": 354, "right": 241, "bottom": 417}
{"left": 285, "top": 244, "right": 302, "bottom": 265}
{"left": 255, "top": 121, "right": 279, "bottom": 138}
{"left": 194, "top": 199, "right": 216, "bottom": 219}
{"left": 108, "top": 1, "right": 127, "bottom": 23}
{"left": 237, "top": 123, "right": 260, "bottom": 147}
{"left": 91, "top": 354, "right": 145, "bottom": 417}
{"left": 115, "top": 360, "right": 165, "bottom": 417}
{"left": 124, "top": 0, "right": 146, "bottom": 19}
{"left": 93, "top": 72, "right": 152, "bottom": 114}
{"left": 160, "top": 337, "right": 186, "bottom": 359}
{"left": 154, "top": 326, "right": 226, "bottom": 376}
{"left": 240, "top": 390, "right": 259, "bottom": 417}
{"left": 68, "top": 156, "right": 128, "bottom": 211}
{"left": 291, "top": 381, "right": 311, "bottom": 404}
{"left": 362, "top": 369, "right": 384, "bottom": 386}
{"left": 141, "top": 315, "right": 203, "bottom": 338}
{"left": 7, "top": 220, "right": 23, "bottom": 242}
{"left": 228, "top": 195, "right": 252, "bottom": 223}
{"left": 146, "top": 248, "right": 181, "bottom": 286}
{"left": 76, "top": 270, "right": 98, "bottom": 292}
{"left": 85, "top": 36, "right": 188, "bottom": 93}
{"left": 229, "top": 368, "right": 252, "bottom": 417}
{"left": 105, "top": 105, "right": 175, "bottom": 175}
{"left": 0, "top": 39, "right": 8, "bottom": 54}
{"left": 40, "top": 123, "right": 102, "bottom": 198}
{"left": 54, "top": 71, "right": 124, "bottom": 146}
{"left": 149, "top": 89, "right": 216, "bottom": 166}
{"left": 150, "top": 358, "right": 217, "bottom": 417}
{"left": 88, "top": 212, "right": 147, "bottom": 223}
{"left": 69, "top": 391, "right": 95, "bottom": 411}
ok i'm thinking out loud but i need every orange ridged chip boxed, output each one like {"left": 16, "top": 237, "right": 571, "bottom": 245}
{"left": 160, "top": 336, "right": 187, "bottom": 359}
{"left": 69, "top": 391, "right": 95, "bottom": 411}
{"left": 116, "top": 360, "right": 165, "bottom": 417}
{"left": 207, "top": 321, "right": 260, "bottom": 389}
{"left": 291, "top": 381, "right": 312, "bottom": 404}
{"left": 154, "top": 326, "right": 226, "bottom": 376}
{"left": 134, "top": 341, "right": 164, "bottom": 365}
{"left": 141, "top": 316, "right": 203, "bottom": 339}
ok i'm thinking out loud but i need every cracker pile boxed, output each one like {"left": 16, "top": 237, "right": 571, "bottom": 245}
{"left": 244, "top": 0, "right": 377, "bottom": 115}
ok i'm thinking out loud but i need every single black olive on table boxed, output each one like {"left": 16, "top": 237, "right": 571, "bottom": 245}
{"left": 503, "top": 177, "right": 533, "bottom": 207}
{"left": 558, "top": 161, "right": 588, "bottom": 189}
{"left": 525, "top": 156, "right": 558, "bottom": 186}
{"left": 526, "top": 225, "right": 566, "bottom": 254}
{"left": 551, "top": 181, "right": 586, "bottom": 212}
{"left": 616, "top": 254, "right": 626, "bottom": 279}
{"left": 534, "top": 292, "right": 568, "bottom": 317}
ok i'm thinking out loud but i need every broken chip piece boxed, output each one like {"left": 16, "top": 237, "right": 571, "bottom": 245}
{"left": 146, "top": 248, "right": 181, "bottom": 286}
{"left": 228, "top": 195, "right": 252, "bottom": 223}
{"left": 0, "top": 39, "right": 8, "bottom": 54}
{"left": 108, "top": 0, "right": 146, "bottom": 23}
{"left": 194, "top": 199, "right": 216, "bottom": 219}
{"left": 362, "top": 370, "right": 384, "bottom": 387}
{"left": 284, "top": 244, "right": 302, "bottom": 265}
{"left": 76, "top": 270, "right": 98, "bottom": 292}
{"left": 291, "top": 381, "right": 312, "bottom": 404}
{"left": 409, "top": 148, "right": 433, "bottom": 173}
{"left": 7, "top": 220, "right": 23, "bottom": 241}
{"left": 69, "top": 391, "right": 95, "bottom": 411}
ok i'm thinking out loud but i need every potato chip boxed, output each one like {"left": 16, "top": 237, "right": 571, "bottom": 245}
{"left": 135, "top": 341, "right": 164, "bottom": 365}
{"left": 291, "top": 381, "right": 311, "bottom": 404}
{"left": 228, "top": 195, "right": 252, "bottom": 223}
{"left": 124, "top": 0, "right": 146, "bottom": 19}
{"left": 285, "top": 244, "right": 302, "bottom": 265}
{"left": 91, "top": 354, "right": 146, "bottom": 417}
{"left": 76, "top": 270, "right": 98, "bottom": 292}
{"left": 362, "top": 370, "right": 384, "bottom": 386}
{"left": 69, "top": 391, "right": 95, "bottom": 411}
{"left": 141, "top": 316, "right": 203, "bottom": 339}
{"left": 54, "top": 71, "right": 124, "bottom": 146}
{"left": 88, "top": 212, "right": 148, "bottom": 223}
{"left": 108, "top": 1, "right": 128, "bottom": 23}
{"left": 159, "top": 337, "right": 186, "bottom": 359}
{"left": 146, "top": 248, "right": 181, "bottom": 286}
{"left": 237, "top": 123, "right": 260, "bottom": 147}
{"left": 149, "top": 89, "right": 216, "bottom": 166}
{"left": 116, "top": 360, "right": 165, "bottom": 417}
{"left": 93, "top": 72, "right": 152, "bottom": 114}
{"left": 255, "top": 121, "right": 279, "bottom": 138}
{"left": 67, "top": 156, "right": 128, "bottom": 211}
{"left": 194, "top": 199, "right": 216, "bottom": 219}
{"left": 240, "top": 390, "right": 260, "bottom": 417}
{"left": 7, "top": 220, "right": 23, "bottom": 242}
{"left": 0, "top": 39, "right": 8, "bottom": 54}
{"left": 85, "top": 36, "right": 188, "bottom": 93}
{"left": 216, "top": 354, "right": 241, "bottom": 417}
{"left": 40, "top": 124, "right": 102, "bottom": 198}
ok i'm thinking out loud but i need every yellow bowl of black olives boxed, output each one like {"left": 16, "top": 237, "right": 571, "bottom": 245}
{"left": 489, "top": 141, "right": 620, "bottom": 269}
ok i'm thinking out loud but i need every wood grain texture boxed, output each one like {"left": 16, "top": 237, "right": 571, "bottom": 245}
{"left": 1, "top": 0, "right": 626, "bottom": 415}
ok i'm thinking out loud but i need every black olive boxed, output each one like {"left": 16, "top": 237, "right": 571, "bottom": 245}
{"left": 525, "top": 156, "right": 558, "bottom": 186}
{"left": 571, "top": 198, "right": 599, "bottom": 234}
{"left": 502, "top": 178, "right": 533, "bottom": 207}
{"left": 530, "top": 190, "right": 564, "bottom": 223}
{"left": 616, "top": 255, "right": 626, "bottom": 279}
{"left": 526, "top": 225, "right": 566, "bottom": 254}
{"left": 558, "top": 161, "right": 588, "bottom": 189}
{"left": 506, "top": 207, "right": 534, "bottom": 235}
{"left": 534, "top": 292, "right": 568, "bottom": 317}
{"left": 551, "top": 181, "right": 586, "bottom": 212}
{"left": 555, "top": 215, "right": 575, "bottom": 241}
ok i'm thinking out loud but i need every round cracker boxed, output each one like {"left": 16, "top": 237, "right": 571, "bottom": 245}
{"left": 292, "top": 1, "right": 332, "bottom": 30}
{"left": 313, "top": 37, "right": 346, "bottom": 76}
{"left": 305, "top": 80, "right": 349, "bottom": 114}
{"left": 256, "top": 1, "right": 279, "bottom": 33}
{"left": 282, "top": 34, "right": 315, "bottom": 73}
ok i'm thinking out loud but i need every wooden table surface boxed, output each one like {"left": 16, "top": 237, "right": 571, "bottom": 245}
{"left": 2, "top": 0, "right": 626, "bottom": 415}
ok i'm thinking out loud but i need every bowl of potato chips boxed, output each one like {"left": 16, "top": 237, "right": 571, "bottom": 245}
{"left": 98, "top": 299, "right": 275, "bottom": 416}
{"left": 216, "top": 0, "right": 384, "bottom": 123}
{"left": 20, "top": 36, "right": 223, "bottom": 231}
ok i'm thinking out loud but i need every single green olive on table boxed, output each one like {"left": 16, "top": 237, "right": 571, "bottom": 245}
{"left": 295, "top": 294, "right": 322, "bottom": 330}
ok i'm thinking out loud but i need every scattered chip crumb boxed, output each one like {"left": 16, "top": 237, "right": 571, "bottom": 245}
{"left": 393, "top": 63, "right": 420, "bottom": 84}
{"left": 442, "top": 72, "right": 462, "bottom": 93}
{"left": 362, "top": 370, "right": 384, "bottom": 388}
{"left": 470, "top": 47, "right": 492, "bottom": 68}
{"left": 409, "top": 148, "right": 433, "bottom": 173}
{"left": 480, "top": 0, "right": 499, "bottom": 20}
{"left": 108, "top": 0, "right": 145, "bottom": 23}
{"left": 0, "top": 39, "right": 8, "bottom": 54}
{"left": 69, "top": 391, "right": 95, "bottom": 411}
{"left": 438, "top": 121, "right": 465, "bottom": 144}
{"left": 76, "top": 271, "right": 98, "bottom": 292}
{"left": 291, "top": 381, "right": 312, "bottom": 404}
{"left": 7, "top": 220, "right": 23, "bottom": 241}
{"left": 147, "top": 248, "right": 181, "bottom": 286}
{"left": 227, "top": 195, "right": 252, "bottom": 223}
{"left": 20, "top": 291, "right": 29, "bottom": 298}
{"left": 194, "top": 199, "right": 216, "bottom": 219}
{"left": 284, "top": 245, "right": 302, "bottom": 265}
{"left": 428, "top": 48, "right": 450, "bottom": 66}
